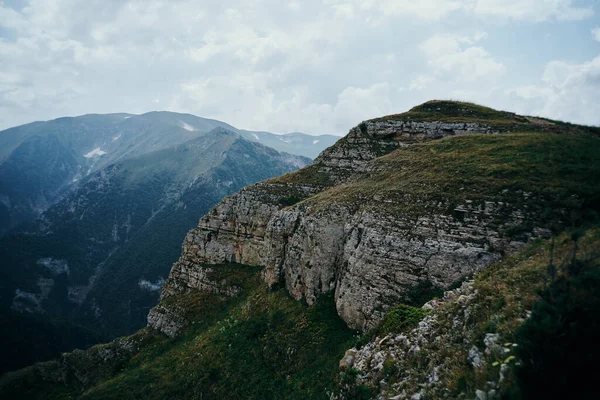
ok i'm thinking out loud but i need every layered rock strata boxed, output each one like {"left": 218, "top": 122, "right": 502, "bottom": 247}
{"left": 313, "top": 120, "right": 497, "bottom": 182}
{"left": 149, "top": 117, "right": 538, "bottom": 334}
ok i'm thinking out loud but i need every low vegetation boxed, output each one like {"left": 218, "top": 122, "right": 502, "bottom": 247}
{"left": 307, "top": 132, "right": 600, "bottom": 231}
{"left": 340, "top": 228, "right": 600, "bottom": 399}
{"left": 371, "top": 100, "right": 600, "bottom": 137}
{"left": 0, "top": 265, "right": 356, "bottom": 399}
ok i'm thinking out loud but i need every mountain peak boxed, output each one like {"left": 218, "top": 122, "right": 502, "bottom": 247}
{"left": 407, "top": 99, "right": 520, "bottom": 120}
{"left": 368, "top": 100, "right": 522, "bottom": 124}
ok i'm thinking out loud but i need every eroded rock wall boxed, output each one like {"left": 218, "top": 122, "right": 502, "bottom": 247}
{"left": 151, "top": 118, "right": 533, "bottom": 333}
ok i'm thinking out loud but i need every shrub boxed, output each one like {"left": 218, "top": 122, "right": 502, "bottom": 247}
{"left": 378, "top": 304, "right": 427, "bottom": 335}
{"left": 512, "top": 248, "right": 600, "bottom": 399}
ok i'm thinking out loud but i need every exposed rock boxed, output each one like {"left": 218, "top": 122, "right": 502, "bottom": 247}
{"left": 33, "top": 334, "right": 146, "bottom": 389}
{"left": 154, "top": 117, "right": 544, "bottom": 332}
{"left": 469, "top": 346, "right": 484, "bottom": 369}
{"left": 339, "top": 349, "right": 357, "bottom": 370}
{"left": 147, "top": 305, "right": 186, "bottom": 338}
{"left": 335, "top": 281, "right": 483, "bottom": 399}
{"left": 314, "top": 120, "right": 497, "bottom": 182}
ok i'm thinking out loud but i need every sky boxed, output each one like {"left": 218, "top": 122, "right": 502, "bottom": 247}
{"left": 0, "top": 0, "right": 599, "bottom": 135}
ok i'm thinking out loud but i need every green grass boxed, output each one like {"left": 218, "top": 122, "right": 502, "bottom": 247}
{"left": 305, "top": 133, "right": 600, "bottom": 229}
{"left": 376, "top": 304, "right": 428, "bottom": 336}
{"left": 0, "top": 266, "right": 356, "bottom": 400}
{"left": 511, "top": 230, "right": 600, "bottom": 399}
{"left": 371, "top": 100, "right": 529, "bottom": 125}
{"left": 270, "top": 164, "right": 335, "bottom": 188}
{"left": 369, "top": 101, "right": 600, "bottom": 137}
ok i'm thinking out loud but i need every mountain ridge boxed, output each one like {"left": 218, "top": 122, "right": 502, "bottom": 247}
{"left": 0, "top": 112, "right": 337, "bottom": 236}
{"left": 0, "top": 127, "right": 311, "bottom": 373}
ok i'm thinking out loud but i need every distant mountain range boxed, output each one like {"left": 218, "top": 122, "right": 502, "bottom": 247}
{"left": 0, "top": 111, "right": 339, "bottom": 236}
{"left": 0, "top": 112, "right": 338, "bottom": 373}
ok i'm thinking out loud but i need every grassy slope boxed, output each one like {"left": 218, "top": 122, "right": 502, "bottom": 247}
{"left": 0, "top": 265, "right": 356, "bottom": 399}
{"left": 305, "top": 133, "right": 600, "bottom": 225}
{"left": 451, "top": 228, "right": 600, "bottom": 397}
{"left": 340, "top": 228, "right": 600, "bottom": 399}
{"left": 370, "top": 100, "right": 600, "bottom": 136}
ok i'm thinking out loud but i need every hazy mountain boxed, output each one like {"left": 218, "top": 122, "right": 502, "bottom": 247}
{"left": 0, "top": 112, "right": 336, "bottom": 236}
{"left": 0, "top": 128, "right": 310, "bottom": 373}
{"left": 239, "top": 130, "right": 339, "bottom": 159}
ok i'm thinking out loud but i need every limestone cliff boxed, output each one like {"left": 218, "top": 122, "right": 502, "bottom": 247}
{"left": 336, "top": 228, "right": 600, "bottom": 399}
{"left": 150, "top": 101, "right": 584, "bottom": 334}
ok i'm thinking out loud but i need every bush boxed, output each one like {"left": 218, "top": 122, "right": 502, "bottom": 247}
{"left": 378, "top": 304, "right": 427, "bottom": 335}
{"left": 513, "top": 253, "right": 600, "bottom": 399}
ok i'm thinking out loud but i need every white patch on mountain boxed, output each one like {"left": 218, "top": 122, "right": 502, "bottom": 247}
{"left": 180, "top": 121, "right": 195, "bottom": 131}
{"left": 67, "top": 285, "right": 90, "bottom": 304}
{"left": 112, "top": 134, "right": 122, "bottom": 141}
{"left": 0, "top": 194, "right": 11, "bottom": 208}
{"left": 84, "top": 147, "right": 108, "bottom": 158}
{"left": 313, "top": 139, "right": 320, "bottom": 144}
{"left": 11, "top": 278, "right": 54, "bottom": 313}
{"left": 252, "top": 133, "right": 260, "bottom": 140}
{"left": 139, "top": 277, "right": 165, "bottom": 292}
{"left": 216, "top": 180, "right": 234, "bottom": 188}
{"left": 37, "top": 258, "right": 70, "bottom": 275}
{"left": 112, "top": 223, "right": 120, "bottom": 242}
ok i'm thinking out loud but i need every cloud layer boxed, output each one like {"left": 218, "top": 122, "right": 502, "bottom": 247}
{"left": 0, "top": 0, "right": 598, "bottom": 134}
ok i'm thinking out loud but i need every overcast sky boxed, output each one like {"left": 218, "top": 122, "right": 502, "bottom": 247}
{"left": 0, "top": 0, "right": 599, "bottom": 135}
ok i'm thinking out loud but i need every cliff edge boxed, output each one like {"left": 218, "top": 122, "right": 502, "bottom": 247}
{"left": 150, "top": 100, "right": 599, "bottom": 332}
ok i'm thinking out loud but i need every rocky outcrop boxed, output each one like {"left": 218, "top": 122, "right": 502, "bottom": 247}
{"left": 262, "top": 200, "right": 532, "bottom": 330}
{"left": 333, "top": 225, "right": 592, "bottom": 399}
{"left": 151, "top": 109, "right": 547, "bottom": 333}
{"left": 146, "top": 304, "right": 187, "bottom": 338}
{"left": 314, "top": 120, "right": 497, "bottom": 183}
{"left": 32, "top": 333, "right": 146, "bottom": 389}
{"left": 336, "top": 281, "right": 508, "bottom": 399}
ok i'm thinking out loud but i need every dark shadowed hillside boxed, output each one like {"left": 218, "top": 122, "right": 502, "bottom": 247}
{"left": 0, "top": 128, "right": 310, "bottom": 374}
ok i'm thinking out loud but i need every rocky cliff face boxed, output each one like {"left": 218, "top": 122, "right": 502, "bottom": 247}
{"left": 336, "top": 228, "right": 600, "bottom": 399}
{"left": 314, "top": 120, "right": 496, "bottom": 177}
{"left": 150, "top": 102, "right": 558, "bottom": 334}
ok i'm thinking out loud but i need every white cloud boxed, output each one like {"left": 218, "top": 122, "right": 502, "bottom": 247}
{"left": 414, "top": 33, "right": 505, "bottom": 87}
{"left": 0, "top": 0, "right": 597, "bottom": 134}
{"left": 538, "top": 57, "right": 600, "bottom": 124}
{"left": 504, "top": 56, "right": 600, "bottom": 125}
{"left": 138, "top": 277, "right": 165, "bottom": 292}
{"left": 354, "top": 0, "right": 464, "bottom": 20}
{"left": 593, "top": 27, "right": 600, "bottom": 42}
{"left": 336, "top": 0, "right": 593, "bottom": 21}
{"left": 469, "top": 0, "right": 593, "bottom": 21}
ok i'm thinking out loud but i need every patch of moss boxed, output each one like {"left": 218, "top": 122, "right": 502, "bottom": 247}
{"left": 269, "top": 163, "right": 334, "bottom": 188}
